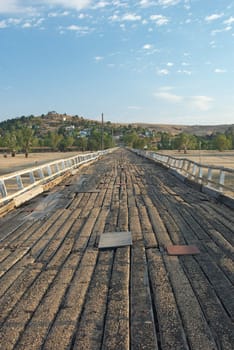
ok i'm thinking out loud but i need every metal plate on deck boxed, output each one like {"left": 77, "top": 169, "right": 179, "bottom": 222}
{"left": 99, "top": 231, "right": 132, "bottom": 249}
{"left": 166, "top": 245, "right": 200, "bottom": 255}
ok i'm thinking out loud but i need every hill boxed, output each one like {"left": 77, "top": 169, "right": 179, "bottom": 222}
{"left": 0, "top": 112, "right": 233, "bottom": 153}
{"left": 0, "top": 112, "right": 233, "bottom": 136}
{"left": 131, "top": 123, "right": 233, "bottom": 136}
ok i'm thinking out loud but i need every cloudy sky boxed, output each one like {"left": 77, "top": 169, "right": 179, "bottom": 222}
{"left": 0, "top": 0, "right": 233, "bottom": 125}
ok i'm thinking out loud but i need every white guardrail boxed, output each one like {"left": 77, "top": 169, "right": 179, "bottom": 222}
{"left": 134, "top": 150, "right": 234, "bottom": 199}
{"left": 0, "top": 150, "right": 111, "bottom": 207}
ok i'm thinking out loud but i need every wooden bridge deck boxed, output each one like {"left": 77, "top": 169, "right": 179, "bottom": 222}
{"left": 0, "top": 149, "right": 233, "bottom": 350}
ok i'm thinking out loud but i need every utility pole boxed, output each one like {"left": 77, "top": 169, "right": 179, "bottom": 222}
{"left": 101, "top": 113, "right": 104, "bottom": 150}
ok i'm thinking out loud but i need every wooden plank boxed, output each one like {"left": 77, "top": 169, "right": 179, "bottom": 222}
{"left": 147, "top": 249, "right": 189, "bottom": 349}
{"left": 42, "top": 251, "right": 98, "bottom": 350}
{"left": 163, "top": 255, "right": 218, "bottom": 349}
{"left": 15, "top": 253, "right": 83, "bottom": 349}
{"left": 73, "top": 251, "right": 114, "bottom": 349}
{"left": 102, "top": 247, "right": 130, "bottom": 350}
{"left": 131, "top": 241, "right": 158, "bottom": 349}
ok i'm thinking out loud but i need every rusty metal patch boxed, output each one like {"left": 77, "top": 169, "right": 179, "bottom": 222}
{"left": 166, "top": 245, "right": 200, "bottom": 255}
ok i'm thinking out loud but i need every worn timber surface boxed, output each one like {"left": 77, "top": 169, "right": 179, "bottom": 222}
{"left": 0, "top": 148, "right": 233, "bottom": 350}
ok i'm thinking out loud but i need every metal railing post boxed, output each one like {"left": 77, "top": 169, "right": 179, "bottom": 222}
{"left": 16, "top": 175, "right": 24, "bottom": 190}
{"left": 0, "top": 180, "right": 7, "bottom": 198}
{"left": 219, "top": 170, "right": 225, "bottom": 192}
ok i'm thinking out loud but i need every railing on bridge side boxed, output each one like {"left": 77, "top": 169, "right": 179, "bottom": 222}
{"left": 134, "top": 150, "right": 234, "bottom": 198}
{"left": 0, "top": 150, "right": 111, "bottom": 206}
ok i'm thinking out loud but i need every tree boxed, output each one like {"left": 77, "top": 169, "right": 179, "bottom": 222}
{"left": 17, "top": 127, "right": 35, "bottom": 157}
{"left": 58, "top": 136, "right": 74, "bottom": 151}
{"left": 160, "top": 132, "right": 171, "bottom": 149}
{"left": 3, "top": 131, "right": 18, "bottom": 156}
{"left": 75, "top": 137, "right": 88, "bottom": 151}
{"left": 123, "top": 132, "right": 138, "bottom": 147}
{"left": 214, "top": 134, "right": 232, "bottom": 151}
{"left": 174, "top": 133, "right": 198, "bottom": 153}
{"left": 44, "top": 132, "right": 63, "bottom": 151}
{"left": 225, "top": 127, "right": 234, "bottom": 149}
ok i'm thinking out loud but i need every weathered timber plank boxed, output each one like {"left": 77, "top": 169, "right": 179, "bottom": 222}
{"left": 147, "top": 249, "right": 189, "bottom": 350}
{"left": 131, "top": 241, "right": 158, "bottom": 349}
{"left": 0, "top": 268, "right": 41, "bottom": 324}
{"left": 29, "top": 209, "right": 70, "bottom": 259}
{"left": 181, "top": 255, "right": 234, "bottom": 349}
{"left": 145, "top": 204, "right": 172, "bottom": 247}
{"left": 102, "top": 247, "right": 130, "bottom": 350}
{"left": 42, "top": 250, "right": 98, "bottom": 350}
{"left": 73, "top": 251, "right": 114, "bottom": 349}
{"left": 14, "top": 253, "right": 83, "bottom": 350}
{"left": 195, "top": 254, "right": 234, "bottom": 320}
{"left": 0, "top": 269, "right": 57, "bottom": 350}
{"left": 0, "top": 247, "right": 32, "bottom": 278}
{"left": 164, "top": 255, "right": 218, "bottom": 350}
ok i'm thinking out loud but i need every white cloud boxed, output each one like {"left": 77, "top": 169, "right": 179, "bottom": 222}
{"left": 42, "top": 0, "right": 92, "bottom": 11}
{"left": 157, "top": 0, "right": 180, "bottom": 6}
{"left": 110, "top": 12, "right": 141, "bottom": 22}
{"left": 94, "top": 56, "right": 104, "bottom": 61}
{"left": 65, "top": 24, "right": 91, "bottom": 34}
{"left": 22, "top": 22, "right": 32, "bottom": 28}
{"left": 154, "top": 91, "right": 183, "bottom": 102}
{"left": 0, "top": 0, "right": 21, "bottom": 13}
{"left": 209, "top": 40, "right": 216, "bottom": 48}
{"left": 128, "top": 105, "right": 141, "bottom": 110}
{"left": 1, "top": 16, "right": 45, "bottom": 29}
{"left": 190, "top": 96, "right": 214, "bottom": 111}
{"left": 150, "top": 14, "right": 169, "bottom": 26}
{"left": 122, "top": 13, "right": 141, "bottom": 21}
{"left": 143, "top": 44, "right": 153, "bottom": 50}
{"left": 48, "top": 11, "right": 70, "bottom": 17}
{"left": 0, "top": 20, "right": 8, "bottom": 28}
{"left": 112, "top": 0, "right": 128, "bottom": 8}
{"left": 177, "top": 69, "right": 191, "bottom": 75}
{"left": 181, "top": 62, "right": 190, "bottom": 66}
{"left": 93, "top": 1, "right": 110, "bottom": 9}
{"left": 154, "top": 89, "right": 213, "bottom": 111}
{"left": 8, "top": 18, "right": 22, "bottom": 25}
{"left": 139, "top": 0, "right": 156, "bottom": 7}
{"left": 0, "top": 0, "right": 93, "bottom": 13}
{"left": 211, "top": 26, "right": 232, "bottom": 35}
{"left": 214, "top": 68, "right": 226, "bottom": 73}
{"left": 224, "top": 16, "right": 234, "bottom": 25}
{"left": 205, "top": 13, "right": 224, "bottom": 22}
{"left": 157, "top": 68, "right": 169, "bottom": 75}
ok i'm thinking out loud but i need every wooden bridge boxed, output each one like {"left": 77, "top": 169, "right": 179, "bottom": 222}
{"left": 0, "top": 148, "right": 233, "bottom": 349}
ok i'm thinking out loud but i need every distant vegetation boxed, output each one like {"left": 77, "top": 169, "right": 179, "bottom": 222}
{"left": 0, "top": 112, "right": 233, "bottom": 156}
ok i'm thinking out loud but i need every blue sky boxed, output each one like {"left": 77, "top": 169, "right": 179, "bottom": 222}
{"left": 0, "top": 0, "right": 233, "bottom": 125}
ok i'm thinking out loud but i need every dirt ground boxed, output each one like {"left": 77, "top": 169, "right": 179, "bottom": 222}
{"left": 159, "top": 150, "right": 234, "bottom": 169}
{"left": 0, "top": 152, "right": 80, "bottom": 176}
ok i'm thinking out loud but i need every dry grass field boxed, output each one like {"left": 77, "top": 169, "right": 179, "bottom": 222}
{"left": 158, "top": 150, "right": 234, "bottom": 170}
{"left": 0, "top": 152, "right": 81, "bottom": 176}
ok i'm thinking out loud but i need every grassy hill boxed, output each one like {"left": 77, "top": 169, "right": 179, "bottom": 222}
{"left": 0, "top": 112, "right": 233, "bottom": 137}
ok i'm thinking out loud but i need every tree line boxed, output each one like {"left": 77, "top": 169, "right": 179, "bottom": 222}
{"left": 0, "top": 114, "right": 233, "bottom": 156}
{"left": 0, "top": 127, "right": 115, "bottom": 157}
{"left": 123, "top": 127, "right": 234, "bottom": 152}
